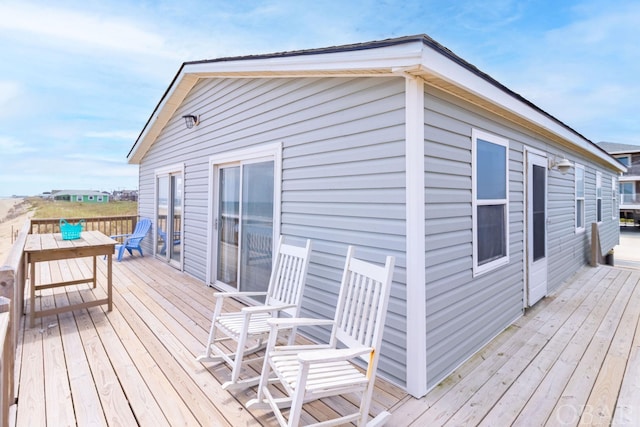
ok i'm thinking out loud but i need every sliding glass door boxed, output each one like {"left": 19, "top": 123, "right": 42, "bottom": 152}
{"left": 215, "top": 160, "right": 274, "bottom": 292}
{"left": 156, "top": 168, "right": 183, "bottom": 268}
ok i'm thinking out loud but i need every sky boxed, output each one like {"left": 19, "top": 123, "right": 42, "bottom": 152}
{"left": 1, "top": 0, "right": 639, "bottom": 197}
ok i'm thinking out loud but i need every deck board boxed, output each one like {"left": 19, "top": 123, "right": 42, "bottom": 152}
{"left": 13, "top": 256, "right": 640, "bottom": 426}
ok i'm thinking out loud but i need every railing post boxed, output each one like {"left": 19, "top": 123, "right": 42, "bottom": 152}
{"left": 591, "top": 222, "right": 600, "bottom": 267}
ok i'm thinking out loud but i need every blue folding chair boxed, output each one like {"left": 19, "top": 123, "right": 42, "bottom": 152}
{"left": 109, "top": 218, "right": 152, "bottom": 261}
{"left": 158, "top": 228, "right": 181, "bottom": 255}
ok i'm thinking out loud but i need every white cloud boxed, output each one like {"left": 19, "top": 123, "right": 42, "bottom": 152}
{"left": 0, "top": 81, "right": 23, "bottom": 118}
{"left": 0, "top": 3, "right": 180, "bottom": 60}
{"left": 483, "top": 2, "right": 640, "bottom": 143}
{"left": 0, "top": 136, "right": 37, "bottom": 154}
{"left": 85, "top": 130, "right": 139, "bottom": 140}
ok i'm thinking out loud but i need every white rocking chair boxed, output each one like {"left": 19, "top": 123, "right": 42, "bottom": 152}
{"left": 196, "top": 235, "right": 312, "bottom": 390}
{"left": 247, "top": 246, "right": 395, "bottom": 427}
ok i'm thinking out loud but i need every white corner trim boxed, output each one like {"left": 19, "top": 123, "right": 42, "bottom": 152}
{"left": 405, "top": 76, "right": 428, "bottom": 397}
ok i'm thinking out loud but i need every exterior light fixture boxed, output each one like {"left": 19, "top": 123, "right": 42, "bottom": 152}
{"left": 182, "top": 114, "right": 200, "bottom": 129}
{"left": 548, "top": 155, "right": 573, "bottom": 174}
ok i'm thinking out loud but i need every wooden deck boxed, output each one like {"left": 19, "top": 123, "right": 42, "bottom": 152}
{"left": 13, "top": 256, "right": 640, "bottom": 426}
{"left": 389, "top": 264, "right": 640, "bottom": 426}
{"left": 14, "top": 254, "right": 405, "bottom": 426}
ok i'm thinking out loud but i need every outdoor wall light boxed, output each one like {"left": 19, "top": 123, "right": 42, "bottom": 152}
{"left": 182, "top": 114, "right": 200, "bottom": 129}
{"left": 548, "top": 155, "right": 573, "bottom": 174}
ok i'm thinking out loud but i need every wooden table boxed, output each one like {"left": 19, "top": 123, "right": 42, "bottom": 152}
{"left": 24, "top": 231, "right": 117, "bottom": 328}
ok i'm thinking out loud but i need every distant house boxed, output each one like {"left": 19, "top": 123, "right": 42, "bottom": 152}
{"left": 597, "top": 142, "right": 640, "bottom": 223}
{"left": 111, "top": 189, "right": 138, "bottom": 201}
{"left": 127, "top": 35, "right": 624, "bottom": 398}
{"left": 52, "top": 190, "right": 109, "bottom": 203}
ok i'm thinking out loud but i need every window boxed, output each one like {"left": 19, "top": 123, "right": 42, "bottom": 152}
{"left": 620, "top": 182, "right": 634, "bottom": 204}
{"left": 575, "top": 164, "right": 585, "bottom": 231}
{"left": 615, "top": 155, "right": 630, "bottom": 167}
{"left": 596, "top": 171, "right": 602, "bottom": 223}
{"left": 612, "top": 176, "right": 617, "bottom": 220}
{"left": 472, "top": 130, "right": 509, "bottom": 275}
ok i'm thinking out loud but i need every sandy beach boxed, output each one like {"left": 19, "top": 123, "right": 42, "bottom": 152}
{"left": 0, "top": 198, "right": 32, "bottom": 264}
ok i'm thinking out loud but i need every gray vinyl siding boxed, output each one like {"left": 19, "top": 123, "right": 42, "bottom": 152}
{"left": 600, "top": 173, "right": 619, "bottom": 251}
{"left": 136, "top": 70, "right": 620, "bottom": 394}
{"left": 424, "top": 89, "right": 524, "bottom": 389}
{"left": 137, "top": 76, "right": 408, "bottom": 387}
{"left": 422, "top": 86, "right": 620, "bottom": 390}
{"left": 280, "top": 77, "right": 407, "bottom": 386}
{"left": 547, "top": 163, "right": 619, "bottom": 292}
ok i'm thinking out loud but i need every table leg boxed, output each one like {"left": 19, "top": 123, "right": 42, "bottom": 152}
{"left": 107, "top": 253, "right": 113, "bottom": 311}
{"left": 92, "top": 255, "right": 97, "bottom": 288}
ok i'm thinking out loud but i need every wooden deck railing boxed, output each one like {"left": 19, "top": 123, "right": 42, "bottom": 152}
{"left": 0, "top": 214, "right": 138, "bottom": 425}
{"left": 29, "top": 215, "right": 138, "bottom": 238}
{"left": 0, "top": 219, "right": 30, "bottom": 426}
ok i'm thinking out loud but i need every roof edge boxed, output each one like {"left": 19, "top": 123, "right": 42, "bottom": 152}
{"left": 127, "top": 34, "right": 623, "bottom": 172}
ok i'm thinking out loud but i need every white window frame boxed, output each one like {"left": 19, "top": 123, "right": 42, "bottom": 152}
{"left": 575, "top": 164, "right": 585, "bottom": 232}
{"left": 596, "top": 171, "right": 602, "bottom": 223}
{"left": 472, "top": 129, "right": 509, "bottom": 276}
{"left": 612, "top": 175, "right": 617, "bottom": 220}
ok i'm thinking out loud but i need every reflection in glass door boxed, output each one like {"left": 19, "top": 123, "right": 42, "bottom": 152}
{"left": 157, "top": 175, "right": 169, "bottom": 256}
{"left": 217, "top": 166, "right": 240, "bottom": 286}
{"left": 215, "top": 160, "right": 274, "bottom": 292}
{"left": 156, "top": 171, "right": 183, "bottom": 267}
{"left": 170, "top": 174, "right": 183, "bottom": 263}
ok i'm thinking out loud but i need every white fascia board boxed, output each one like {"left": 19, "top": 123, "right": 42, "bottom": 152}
{"left": 128, "top": 71, "right": 199, "bottom": 164}
{"left": 417, "top": 48, "right": 624, "bottom": 173}
{"left": 185, "top": 42, "right": 425, "bottom": 77}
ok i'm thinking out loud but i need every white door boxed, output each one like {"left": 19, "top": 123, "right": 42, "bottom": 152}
{"left": 527, "top": 151, "right": 548, "bottom": 306}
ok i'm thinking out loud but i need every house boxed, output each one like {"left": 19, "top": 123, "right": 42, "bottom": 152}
{"left": 597, "top": 142, "right": 639, "bottom": 223}
{"left": 111, "top": 189, "right": 139, "bottom": 201}
{"left": 127, "top": 34, "right": 625, "bottom": 398}
{"left": 52, "top": 190, "right": 109, "bottom": 203}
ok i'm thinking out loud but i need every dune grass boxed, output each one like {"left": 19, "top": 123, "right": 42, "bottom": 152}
{"left": 27, "top": 197, "right": 138, "bottom": 219}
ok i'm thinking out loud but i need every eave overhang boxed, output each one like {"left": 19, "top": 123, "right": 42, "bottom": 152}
{"left": 127, "top": 35, "right": 624, "bottom": 174}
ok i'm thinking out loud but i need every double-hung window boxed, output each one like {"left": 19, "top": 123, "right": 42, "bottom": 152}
{"left": 472, "top": 129, "right": 509, "bottom": 276}
{"left": 575, "top": 164, "right": 585, "bottom": 231}
{"left": 596, "top": 171, "right": 602, "bottom": 223}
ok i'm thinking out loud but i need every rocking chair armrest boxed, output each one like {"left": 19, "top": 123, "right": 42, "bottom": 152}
{"left": 241, "top": 304, "right": 295, "bottom": 315}
{"left": 109, "top": 232, "right": 132, "bottom": 239}
{"left": 213, "top": 291, "right": 268, "bottom": 299}
{"left": 298, "top": 347, "right": 373, "bottom": 364}
{"left": 266, "top": 317, "right": 335, "bottom": 330}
